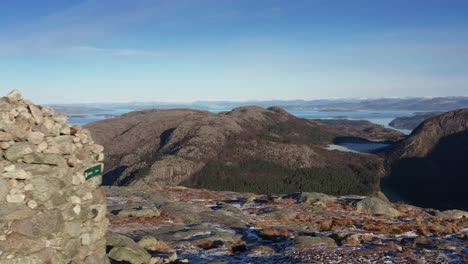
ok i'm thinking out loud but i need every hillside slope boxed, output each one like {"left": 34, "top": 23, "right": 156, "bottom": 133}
{"left": 388, "top": 112, "right": 442, "bottom": 130}
{"left": 86, "top": 106, "right": 403, "bottom": 196}
{"left": 383, "top": 108, "right": 468, "bottom": 210}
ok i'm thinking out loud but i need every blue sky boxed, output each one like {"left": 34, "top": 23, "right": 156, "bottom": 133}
{"left": 0, "top": 0, "right": 467, "bottom": 103}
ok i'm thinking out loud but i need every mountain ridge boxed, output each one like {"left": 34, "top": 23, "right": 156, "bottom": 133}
{"left": 382, "top": 108, "right": 468, "bottom": 210}
{"left": 85, "top": 106, "right": 402, "bottom": 196}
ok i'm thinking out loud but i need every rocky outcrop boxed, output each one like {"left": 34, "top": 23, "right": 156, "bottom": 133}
{"left": 0, "top": 90, "right": 108, "bottom": 263}
{"left": 106, "top": 233, "right": 151, "bottom": 264}
{"left": 355, "top": 197, "right": 401, "bottom": 218}
{"left": 105, "top": 186, "right": 468, "bottom": 263}
{"left": 383, "top": 108, "right": 468, "bottom": 210}
{"left": 86, "top": 106, "right": 399, "bottom": 195}
{"left": 388, "top": 108, "right": 468, "bottom": 158}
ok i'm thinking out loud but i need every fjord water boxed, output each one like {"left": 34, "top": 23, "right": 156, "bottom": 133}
{"left": 68, "top": 105, "right": 416, "bottom": 134}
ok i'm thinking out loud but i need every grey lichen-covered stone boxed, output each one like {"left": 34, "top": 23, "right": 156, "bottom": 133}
{"left": 168, "top": 253, "right": 178, "bottom": 262}
{"left": 288, "top": 192, "right": 330, "bottom": 205}
{"left": 6, "top": 89, "right": 23, "bottom": 102}
{"left": 0, "top": 120, "right": 30, "bottom": 139}
{"left": 63, "top": 221, "right": 82, "bottom": 238}
{"left": 2, "top": 169, "right": 31, "bottom": 180}
{"left": 356, "top": 197, "right": 401, "bottom": 218}
{"left": 108, "top": 246, "right": 151, "bottom": 264}
{"left": 0, "top": 90, "right": 108, "bottom": 263}
{"left": 0, "top": 233, "right": 47, "bottom": 254}
{"left": 26, "top": 131, "right": 44, "bottom": 145}
{"left": 23, "top": 153, "right": 67, "bottom": 166}
{"left": 137, "top": 235, "right": 159, "bottom": 250}
{"left": 43, "top": 136, "right": 75, "bottom": 154}
{"left": 106, "top": 233, "right": 140, "bottom": 248}
{"left": 0, "top": 177, "right": 7, "bottom": 202}
{"left": 0, "top": 204, "right": 34, "bottom": 221}
{"left": 28, "top": 104, "right": 44, "bottom": 124}
{"left": 0, "top": 131, "right": 14, "bottom": 142}
{"left": 31, "top": 210, "right": 64, "bottom": 237}
{"left": 6, "top": 194, "right": 25, "bottom": 203}
{"left": 106, "top": 233, "right": 152, "bottom": 264}
{"left": 5, "top": 142, "right": 34, "bottom": 161}
{"left": 437, "top": 209, "right": 468, "bottom": 220}
{"left": 117, "top": 205, "right": 161, "bottom": 218}
{"left": 258, "top": 207, "right": 298, "bottom": 220}
{"left": 30, "top": 177, "right": 64, "bottom": 202}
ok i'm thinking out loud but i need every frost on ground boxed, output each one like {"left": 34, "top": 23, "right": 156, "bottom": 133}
{"left": 104, "top": 186, "right": 467, "bottom": 264}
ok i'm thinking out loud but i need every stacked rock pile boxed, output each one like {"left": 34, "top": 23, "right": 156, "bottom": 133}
{"left": 0, "top": 90, "right": 108, "bottom": 263}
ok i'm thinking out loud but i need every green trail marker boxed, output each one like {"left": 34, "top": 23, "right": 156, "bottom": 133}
{"left": 84, "top": 164, "right": 102, "bottom": 180}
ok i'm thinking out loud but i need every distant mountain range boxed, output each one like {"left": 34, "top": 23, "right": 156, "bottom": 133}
{"left": 307, "top": 97, "right": 468, "bottom": 111}
{"left": 197, "top": 97, "right": 468, "bottom": 111}
{"left": 49, "top": 97, "right": 468, "bottom": 115}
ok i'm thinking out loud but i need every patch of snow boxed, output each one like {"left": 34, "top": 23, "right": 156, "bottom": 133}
{"left": 325, "top": 144, "right": 360, "bottom": 153}
{"left": 185, "top": 231, "right": 213, "bottom": 239}
{"left": 395, "top": 231, "right": 418, "bottom": 238}
{"left": 191, "top": 199, "right": 208, "bottom": 202}
{"left": 325, "top": 143, "right": 389, "bottom": 153}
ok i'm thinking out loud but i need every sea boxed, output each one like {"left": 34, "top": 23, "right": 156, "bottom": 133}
{"left": 67, "top": 105, "right": 416, "bottom": 135}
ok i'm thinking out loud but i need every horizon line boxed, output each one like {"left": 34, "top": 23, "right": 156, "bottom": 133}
{"left": 42, "top": 95, "right": 468, "bottom": 105}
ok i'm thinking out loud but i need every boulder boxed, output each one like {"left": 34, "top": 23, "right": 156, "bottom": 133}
{"left": 287, "top": 192, "right": 330, "bottom": 205}
{"left": 356, "top": 197, "right": 401, "bottom": 217}
{"left": 437, "top": 210, "right": 468, "bottom": 220}
{"left": 258, "top": 207, "right": 297, "bottom": 221}
{"left": 108, "top": 247, "right": 151, "bottom": 264}
{"left": 137, "top": 235, "right": 159, "bottom": 251}
{"left": 106, "top": 233, "right": 151, "bottom": 264}
{"left": 117, "top": 205, "right": 161, "bottom": 218}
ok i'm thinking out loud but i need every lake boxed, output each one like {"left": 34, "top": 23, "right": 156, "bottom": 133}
{"left": 325, "top": 143, "right": 390, "bottom": 153}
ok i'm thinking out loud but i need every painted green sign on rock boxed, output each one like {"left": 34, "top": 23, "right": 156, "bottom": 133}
{"left": 84, "top": 164, "right": 102, "bottom": 180}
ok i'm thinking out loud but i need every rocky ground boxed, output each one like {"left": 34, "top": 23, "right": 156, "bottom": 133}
{"left": 104, "top": 186, "right": 467, "bottom": 264}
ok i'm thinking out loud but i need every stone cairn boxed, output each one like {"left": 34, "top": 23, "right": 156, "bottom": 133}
{"left": 0, "top": 90, "right": 108, "bottom": 263}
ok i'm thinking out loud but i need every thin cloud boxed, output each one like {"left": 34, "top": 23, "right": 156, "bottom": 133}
{"left": 0, "top": 0, "right": 179, "bottom": 56}
{"left": 69, "top": 46, "right": 165, "bottom": 57}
